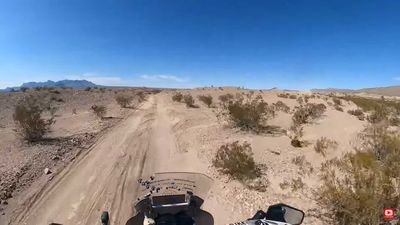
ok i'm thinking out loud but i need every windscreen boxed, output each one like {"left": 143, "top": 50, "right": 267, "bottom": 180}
{"left": 137, "top": 172, "right": 213, "bottom": 201}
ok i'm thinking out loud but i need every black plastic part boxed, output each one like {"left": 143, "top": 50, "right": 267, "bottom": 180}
{"left": 101, "top": 211, "right": 110, "bottom": 225}
{"left": 250, "top": 210, "right": 267, "bottom": 220}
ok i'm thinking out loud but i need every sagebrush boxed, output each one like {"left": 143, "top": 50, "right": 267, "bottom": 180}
{"left": 13, "top": 95, "right": 56, "bottom": 141}
{"left": 213, "top": 141, "right": 261, "bottom": 181}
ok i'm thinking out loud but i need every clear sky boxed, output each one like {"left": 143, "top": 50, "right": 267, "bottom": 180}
{"left": 0, "top": 0, "right": 400, "bottom": 90}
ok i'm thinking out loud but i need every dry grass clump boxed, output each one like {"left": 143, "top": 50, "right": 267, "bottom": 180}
{"left": 290, "top": 177, "right": 305, "bottom": 191}
{"left": 318, "top": 124, "right": 400, "bottom": 225}
{"left": 272, "top": 101, "right": 290, "bottom": 113}
{"left": 183, "top": 94, "right": 196, "bottom": 107}
{"left": 115, "top": 95, "right": 133, "bottom": 108}
{"left": 314, "top": 137, "right": 338, "bottom": 156}
{"left": 289, "top": 94, "right": 298, "bottom": 99}
{"left": 13, "top": 95, "right": 57, "bottom": 142}
{"left": 347, "top": 109, "right": 365, "bottom": 120}
{"left": 291, "top": 155, "right": 314, "bottom": 175}
{"left": 91, "top": 105, "right": 107, "bottom": 119}
{"left": 198, "top": 95, "right": 213, "bottom": 107}
{"left": 220, "top": 94, "right": 275, "bottom": 133}
{"left": 296, "top": 96, "right": 304, "bottom": 105}
{"left": 213, "top": 141, "right": 261, "bottom": 182}
{"left": 172, "top": 92, "right": 183, "bottom": 102}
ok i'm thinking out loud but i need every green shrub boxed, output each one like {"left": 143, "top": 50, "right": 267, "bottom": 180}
{"left": 172, "top": 92, "right": 183, "bottom": 102}
{"left": 91, "top": 105, "right": 106, "bottom": 119}
{"left": 115, "top": 95, "right": 133, "bottom": 108}
{"left": 13, "top": 96, "right": 56, "bottom": 142}
{"left": 198, "top": 95, "right": 213, "bottom": 107}
{"left": 213, "top": 141, "right": 261, "bottom": 181}
{"left": 318, "top": 125, "right": 400, "bottom": 225}
{"left": 221, "top": 95, "right": 275, "bottom": 133}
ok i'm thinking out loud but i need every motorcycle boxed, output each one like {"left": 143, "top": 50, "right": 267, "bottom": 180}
{"left": 100, "top": 172, "right": 305, "bottom": 225}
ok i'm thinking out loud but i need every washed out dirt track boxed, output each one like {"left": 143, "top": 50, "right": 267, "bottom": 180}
{"left": 8, "top": 94, "right": 194, "bottom": 225}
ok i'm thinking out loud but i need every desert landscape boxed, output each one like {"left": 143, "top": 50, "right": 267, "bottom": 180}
{"left": 0, "top": 85, "right": 399, "bottom": 225}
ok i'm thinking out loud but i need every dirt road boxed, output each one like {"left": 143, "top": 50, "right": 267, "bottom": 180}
{"left": 8, "top": 94, "right": 206, "bottom": 225}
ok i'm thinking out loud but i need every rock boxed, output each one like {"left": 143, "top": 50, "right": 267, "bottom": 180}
{"left": 44, "top": 168, "right": 52, "bottom": 175}
{"left": 52, "top": 156, "right": 60, "bottom": 161}
{"left": 0, "top": 191, "right": 11, "bottom": 200}
{"left": 1, "top": 200, "right": 8, "bottom": 205}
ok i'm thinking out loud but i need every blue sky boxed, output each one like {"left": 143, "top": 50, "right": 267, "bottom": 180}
{"left": 0, "top": 0, "right": 400, "bottom": 90}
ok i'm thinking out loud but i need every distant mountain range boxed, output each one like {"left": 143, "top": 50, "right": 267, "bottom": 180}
{"left": 1, "top": 80, "right": 97, "bottom": 92}
{"left": 312, "top": 86, "right": 400, "bottom": 96}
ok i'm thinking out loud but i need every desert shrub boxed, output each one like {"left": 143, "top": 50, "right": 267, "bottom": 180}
{"left": 341, "top": 95, "right": 400, "bottom": 114}
{"left": 289, "top": 94, "right": 297, "bottom": 99}
{"left": 115, "top": 95, "right": 133, "bottom": 108}
{"left": 13, "top": 96, "right": 56, "bottom": 141}
{"left": 213, "top": 141, "right": 261, "bottom": 181}
{"left": 221, "top": 95, "right": 275, "bottom": 133}
{"left": 137, "top": 91, "right": 146, "bottom": 102}
{"left": 318, "top": 125, "right": 400, "bottom": 225}
{"left": 292, "top": 155, "right": 314, "bottom": 175}
{"left": 277, "top": 93, "right": 289, "bottom": 98}
{"left": 91, "top": 105, "right": 106, "bottom": 119}
{"left": 183, "top": 94, "right": 195, "bottom": 107}
{"left": 172, "top": 92, "right": 183, "bottom": 102}
{"left": 273, "top": 101, "right": 290, "bottom": 113}
{"left": 50, "top": 89, "right": 61, "bottom": 94}
{"left": 347, "top": 109, "right": 365, "bottom": 120}
{"left": 85, "top": 87, "right": 92, "bottom": 91}
{"left": 334, "top": 105, "right": 343, "bottom": 112}
{"left": 314, "top": 137, "right": 338, "bottom": 156}
{"left": 198, "top": 95, "right": 213, "bottom": 107}
{"left": 290, "top": 177, "right": 305, "bottom": 191}
{"left": 218, "top": 93, "right": 234, "bottom": 103}
{"left": 296, "top": 96, "right": 304, "bottom": 105}
{"left": 332, "top": 98, "right": 342, "bottom": 106}
{"left": 292, "top": 103, "right": 326, "bottom": 126}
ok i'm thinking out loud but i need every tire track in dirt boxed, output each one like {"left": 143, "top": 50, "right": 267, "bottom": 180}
{"left": 7, "top": 93, "right": 209, "bottom": 225}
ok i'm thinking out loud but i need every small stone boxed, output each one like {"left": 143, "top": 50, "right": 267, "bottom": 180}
{"left": 52, "top": 156, "right": 60, "bottom": 161}
{"left": 1, "top": 200, "right": 8, "bottom": 205}
{"left": 44, "top": 168, "right": 52, "bottom": 175}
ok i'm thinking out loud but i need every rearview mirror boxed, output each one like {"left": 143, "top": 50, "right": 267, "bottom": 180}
{"left": 265, "top": 203, "right": 304, "bottom": 225}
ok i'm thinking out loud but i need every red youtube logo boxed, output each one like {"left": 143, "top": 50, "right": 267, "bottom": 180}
{"left": 384, "top": 208, "right": 395, "bottom": 220}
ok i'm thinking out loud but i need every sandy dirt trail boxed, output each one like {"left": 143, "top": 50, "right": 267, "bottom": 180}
{"left": 8, "top": 94, "right": 204, "bottom": 225}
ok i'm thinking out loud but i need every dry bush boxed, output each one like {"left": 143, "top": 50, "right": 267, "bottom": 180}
{"left": 277, "top": 93, "right": 289, "bottom": 98}
{"left": 218, "top": 93, "right": 234, "bottom": 104}
{"left": 347, "top": 109, "right": 365, "bottom": 120}
{"left": 273, "top": 101, "right": 290, "bottom": 113}
{"left": 13, "top": 95, "right": 56, "bottom": 142}
{"left": 290, "top": 177, "right": 305, "bottom": 191}
{"left": 85, "top": 87, "right": 92, "bottom": 91}
{"left": 183, "top": 94, "right": 196, "bottom": 107}
{"left": 318, "top": 124, "right": 400, "bottom": 225}
{"left": 220, "top": 95, "right": 275, "bottom": 133}
{"left": 172, "top": 92, "right": 183, "bottom": 102}
{"left": 213, "top": 141, "right": 261, "bottom": 181}
{"left": 115, "top": 95, "right": 133, "bottom": 108}
{"left": 198, "top": 95, "right": 213, "bottom": 107}
{"left": 296, "top": 96, "right": 304, "bottom": 105}
{"left": 332, "top": 98, "right": 342, "bottom": 106}
{"left": 289, "top": 94, "right": 297, "bottom": 99}
{"left": 91, "top": 105, "right": 107, "bottom": 119}
{"left": 334, "top": 105, "right": 343, "bottom": 112}
{"left": 292, "top": 103, "right": 326, "bottom": 126}
{"left": 314, "top": 137, "right": 338, "bottom": 156}
{"left": 20, "top": 87, "right": 29, "bottom": 92}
